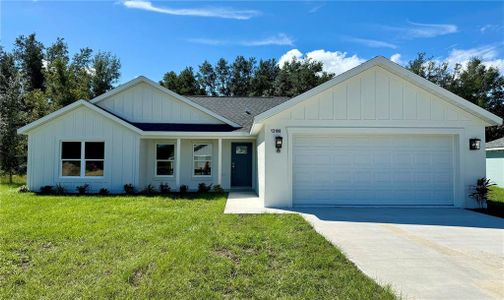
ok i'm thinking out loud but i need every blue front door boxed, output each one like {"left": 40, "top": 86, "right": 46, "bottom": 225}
{"left": 231, "top": 143, "right": 252, "bottom": 187}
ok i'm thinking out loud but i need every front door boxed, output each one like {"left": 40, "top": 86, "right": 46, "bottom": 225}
{"left": 231, "top": 143, "right": 252, "bottom": 187}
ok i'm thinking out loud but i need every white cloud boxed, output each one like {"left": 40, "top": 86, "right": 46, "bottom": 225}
{"left": 390, "top": 53, "right": 405, "bottom": 65}
{"left": 279, "top": 49, "right": 365, "bottom": 75}
{"left": 123, "top": 0, "right": 261, "bottom": 20}
{"left": 446, "top": 45, "right": 504, "bottom": 73}
{"left": 384, "top": 21, "right": 458, "bottom": 38}
{"left": 186, "top": 38, "right": 225, "bottom": 46}
{"left": 308, "top": 4, "right": 324, "bottom": 14}
{"left": 242, "top": 33, "right": 294, "bottom": 46}
{"left": 347, "top": 37, "right": 397, "bottom": 49}
{"left": 188, "top": 33, "right": 294, "bottom": 47}
{"left": 480, "top": 24, "right": 503, "bottom": 33}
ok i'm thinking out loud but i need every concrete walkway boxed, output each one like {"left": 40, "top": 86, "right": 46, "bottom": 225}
{"left": 224, "top": 193, "right": 504, "bottom": 299}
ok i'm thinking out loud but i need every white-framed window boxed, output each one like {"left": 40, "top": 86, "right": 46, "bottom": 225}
{"left": 193, "top": 143, "right": 212, "bottom": 176}
{"left": 61, "top": 141, "right": 104, "bottom": 177}
{"left": 156, "top": 143, "right": 175, "bottom": 176}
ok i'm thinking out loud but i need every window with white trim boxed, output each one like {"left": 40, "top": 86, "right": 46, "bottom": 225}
{"left": 61, "top": 141, "right": 104, "bottom": 177}
{"left": 193, "top": 143, "right": 212, "bottom": 176}
{"left": 156, "top": 144, "right": 175, "bottom": 176}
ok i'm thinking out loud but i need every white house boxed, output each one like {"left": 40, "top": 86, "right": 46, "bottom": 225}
{"left": 18, "top": 56, "right": 502, "bottom": 208}
{"left": 486, "top": 137, "right": 504, "bottom": 187}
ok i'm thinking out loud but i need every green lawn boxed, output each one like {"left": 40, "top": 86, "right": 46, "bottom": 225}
{"left": 489, "top": 186, "right": 504, "bottom": 203}
{"left": 0, "top": 183, "right": 394, "bottom": 299}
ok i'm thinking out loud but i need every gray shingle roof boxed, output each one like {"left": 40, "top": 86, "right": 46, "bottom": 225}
{"left": 187, "top": 96, "right": 291, "bottom": 132}
{"left": 486, "top": 137, "right": 504, "bottom": 150}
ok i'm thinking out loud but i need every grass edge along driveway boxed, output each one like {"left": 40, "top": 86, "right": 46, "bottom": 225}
{"left": 0, "top": 183, "right": 395, "bottom": 299}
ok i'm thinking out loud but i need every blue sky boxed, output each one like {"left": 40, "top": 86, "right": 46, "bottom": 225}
{"left": 2, "top": 1, "right": 504, "bottom": 83}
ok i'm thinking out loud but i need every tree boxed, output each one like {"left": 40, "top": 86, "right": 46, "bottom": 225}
{"left": 160, "top": 71, "right": 179, "bottom": 91}
{"left": 45, "top": 38, "right": 73, "bottom": 107}
{"left": 275, "top": 57, "right": 333, "bottom": 97}
{"left": 0, "top": 49, "right": 18, "bottom": 94}
{"left": 69, "top": 48, "right": 93, "bottom": 101}
{"left": 407, "top": 53, "right": 504, "bottom": 141}
{"left": 90, "top": 51, "right": 121, "bottom": 97}
{"left": 406, "top": 52, "right": 455, "bottom": 89}
{"left": 215, "top": 58, "right": 230, "bottom": 96}
{"left": 198, "top": 60, "right": 217, "bottom": 96}
{"left": 13, "top": 33, "right": 45, "bottom": 91}
{"left": 251, "top": 59, "right": 280, "bottom": 96}
{"left": 0, "top": 74, "right": 24, "bottom": 183}
{"left": 176, "top": 67, "right": 204, "bottom": 95}
{"left": 229, "top": 56, "right": 256, "bottom": 96}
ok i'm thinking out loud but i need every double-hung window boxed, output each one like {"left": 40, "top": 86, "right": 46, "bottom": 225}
{"left": 61, "top": 141, "right": 104, "bottom": 177}
{"left": 156, "top": 144, "right": 175, "bottom": 176}
{"left": 193, "top": 143, "right": 212, "bottom": 176}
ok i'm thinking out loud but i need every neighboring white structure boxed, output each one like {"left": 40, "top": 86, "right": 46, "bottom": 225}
{"left": 486, "top": 137, "right": 504, "bottom": 187}
{"left": 18, "top": 57, "right": 502, "bottom": 208}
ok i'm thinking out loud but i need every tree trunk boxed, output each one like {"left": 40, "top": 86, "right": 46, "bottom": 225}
{"left": 9, "top": 172, "right": 12, "bottom": 184}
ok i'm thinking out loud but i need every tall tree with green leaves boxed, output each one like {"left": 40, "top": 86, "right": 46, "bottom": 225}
{"left": 251, "top": 59, "right": 280, "bottom": 96}
{"left": 215, "top": 58, "right": 230, "bottom": 96}
{"left": 198, "top": 60, "right": 217, "bottom": 96}
{"left": 229, "top": 56, "right": 256, "bottom": 96}
{"left": 275, "top": 57, "right": 333, "bottom": 97}
{"left": 13, "top": 33, "right": 45, "bottom": 91}
{"left": 68, "top": 48, "right": 93, "bottom": 101}
{"left": 160, "top": 71, "right": 179, "bottom": 91}
{"left": 0, "top": 73, "right": 24, "bottom": 183}
{"left": 45, "top": 38, "right": 73, "bottom": 107}
{"left": 407, "top": 53, "right": 504, "bottom": 141}
{"left": 90, "top": 51, "right": 121, "bottom": 98}
{"left": 176, "top": 67, "right": 204, "bottom": 95}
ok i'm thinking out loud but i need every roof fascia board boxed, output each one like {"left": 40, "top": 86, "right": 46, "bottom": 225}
{"left": 90, "top": 76, "right": 241, "bottom": 128}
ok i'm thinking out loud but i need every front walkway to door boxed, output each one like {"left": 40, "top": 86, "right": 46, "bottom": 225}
{"left": 224, "top": 195, "right": 504, "bottom": 299}
{"left": 224, "top": 192, "right": 291, "bottom": 214}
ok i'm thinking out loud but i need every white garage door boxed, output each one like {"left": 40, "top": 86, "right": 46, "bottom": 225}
{"left": 293, "top": 135, "right": 455, "bottom": 206}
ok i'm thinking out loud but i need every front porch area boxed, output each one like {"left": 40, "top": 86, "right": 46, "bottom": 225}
{"left": 224, "top": 191, "right": 293, "bottom": 214}
{"left": 138, "top": 137, "right": 256, "bottom": 192}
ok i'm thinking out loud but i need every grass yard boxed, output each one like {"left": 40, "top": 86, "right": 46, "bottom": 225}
{"left": 489, "top": 186, "right": 504, "bottom": 203}
{"left": 0, "top": 182, "right": 394, "bottom": 299}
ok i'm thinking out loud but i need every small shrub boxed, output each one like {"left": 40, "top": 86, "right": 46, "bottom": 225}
{"left": 470, "top": 177, "right": 496, "bottom": 208}
{"left": 124, "top": 183, "right": 135, "bottom": 195}
{"left": 159, "top": 182, "right": 171, "bottom": 194}
{"left": 39, "top": 185, "right": 54, "bottom": 194}
{"left": 98, "top": 188, "right": 109, "bottom": 195}
{"left": 212, "top": 184, "right": 224, "bottom": 193}
{"left": 54, "top": 184, "right": 65, "bottom": 195}
{"left": 76, "top": 184, "right": 89, "bottom": 195}
{"left": 179, "top": 184, "right": 188, "bottom": 194}
{"left": 198, "top": 183, "right": 212, "bottom": 193}
{"left": 18, "top": 185, "right": 29, "bottom": 193}
{"left": 142, "top": 184, "right": 157, "bottom": 195}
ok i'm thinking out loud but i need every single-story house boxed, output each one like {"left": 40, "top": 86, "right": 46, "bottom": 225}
{"left": 486, "top": 137, "right": 504, "bottom": 187}
{"left": 18, "top": 56, "right": 502, "bottom": 208}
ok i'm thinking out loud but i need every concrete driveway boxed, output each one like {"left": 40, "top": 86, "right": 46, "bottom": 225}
{"left": 298, "top": 208, "right": 504, "bottom": 300}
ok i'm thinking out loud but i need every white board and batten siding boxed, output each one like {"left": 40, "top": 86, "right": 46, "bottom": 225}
{"left": 262, "top": 65, "right": 487, "bottom": 208}
{"left": 27, "top": 106, "right": 140, "bottom": 193}
{"left": 97, "top": 82, "right": 223, "bottom": 124}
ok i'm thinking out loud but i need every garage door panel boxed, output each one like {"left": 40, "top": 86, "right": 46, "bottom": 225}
{"left": 293, "top": 135, "right": 455, "bottom": 206}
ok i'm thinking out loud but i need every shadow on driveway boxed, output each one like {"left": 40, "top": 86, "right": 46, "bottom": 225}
{"left": 290, "top": 207, "right": 504, "bottom": 229}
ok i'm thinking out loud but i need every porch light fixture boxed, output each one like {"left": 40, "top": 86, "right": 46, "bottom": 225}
{"left": 469, "top": 138, "right": 481, "bottom": 150}
{"left": 275, "top": 136, "right": 283, "bottom": 153}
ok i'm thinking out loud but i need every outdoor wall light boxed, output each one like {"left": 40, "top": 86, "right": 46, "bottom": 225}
{"left": 469, "top": 138, "right": 481, "bottom": 150}
{"left": 275, "top": 136, "right": 283, "bottom": 153}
